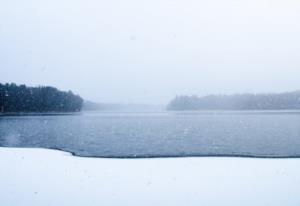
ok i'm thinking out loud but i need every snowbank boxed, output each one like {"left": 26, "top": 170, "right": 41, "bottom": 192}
{"left": 1, "top": 147, "right": 300, "bottom": 206}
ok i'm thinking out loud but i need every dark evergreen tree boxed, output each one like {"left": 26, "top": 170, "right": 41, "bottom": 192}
{"left": 0, "top": 83, "right": 83, "bottom": 113}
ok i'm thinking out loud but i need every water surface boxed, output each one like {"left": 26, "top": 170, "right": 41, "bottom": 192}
{"left": 0, "top": 111, "right": 300, "bottom": 158}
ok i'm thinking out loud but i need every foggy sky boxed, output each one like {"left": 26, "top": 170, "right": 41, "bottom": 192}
{"left": 1, "top": 0, "right": 300, "bottom": 104}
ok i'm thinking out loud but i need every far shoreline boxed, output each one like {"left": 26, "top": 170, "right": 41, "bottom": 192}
{"left": 2, "top": 110, "right": 300, "bottom": 117}
{"left": 0, "top": 112, "right": 82, "bottom": 117}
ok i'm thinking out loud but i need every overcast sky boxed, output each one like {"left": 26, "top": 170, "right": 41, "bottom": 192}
{"left": 1, "top": 0, "right": 300, "bottom": 104}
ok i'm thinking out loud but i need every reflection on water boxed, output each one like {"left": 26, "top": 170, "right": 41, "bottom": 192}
{"left": 0, "top": 111, "right": 300, "bottom": 158}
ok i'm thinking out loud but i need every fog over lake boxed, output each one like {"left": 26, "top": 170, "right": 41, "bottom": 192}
{"left": 1, "top": 0, "right": 300, "bottom": 104}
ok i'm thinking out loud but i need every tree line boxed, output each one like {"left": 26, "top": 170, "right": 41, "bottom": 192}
{"left": 167, "top": 91, "right": 300, "bottom": 110}
{"left": 0, "top": 83, "right": 83, "bottom": 113}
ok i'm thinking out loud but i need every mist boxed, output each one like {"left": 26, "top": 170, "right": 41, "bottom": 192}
{"left": 1, "top": 0, "right": 300, "bottom": 104}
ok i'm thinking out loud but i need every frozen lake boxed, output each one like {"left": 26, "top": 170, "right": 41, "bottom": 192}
{"left": 1, "top": 147, "right": 300, "bottom": 206}
{"left": 0, "top": 111, "right": 300, "bottom": 158}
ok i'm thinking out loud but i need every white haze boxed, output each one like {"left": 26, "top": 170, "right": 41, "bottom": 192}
{"left": 1, "top": 0, "right": 300, "bottom": 104}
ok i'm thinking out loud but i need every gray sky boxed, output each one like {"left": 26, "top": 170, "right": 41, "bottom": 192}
{"left": 1, "top": 0, "right": 300, "bottom": 104}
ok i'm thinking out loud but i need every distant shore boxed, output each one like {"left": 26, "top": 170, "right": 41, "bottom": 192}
{"left": 0, "top": 112, "right": 81, "bottom": 116}
{"left": 167, "top": 91, "right": 300, "bottom": 111}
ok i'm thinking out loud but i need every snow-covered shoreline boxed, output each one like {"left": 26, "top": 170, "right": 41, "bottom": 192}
{"left": 1, "top": 147, "right": 300, "bottom": 206}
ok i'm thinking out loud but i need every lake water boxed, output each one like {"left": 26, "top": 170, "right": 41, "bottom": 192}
{"left": 0, "top": 111, "right": 300, "bottom": 158}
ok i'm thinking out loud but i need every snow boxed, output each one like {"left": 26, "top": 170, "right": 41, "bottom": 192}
{"left": 1, "top": 148, "right": 300, "bottom": 206}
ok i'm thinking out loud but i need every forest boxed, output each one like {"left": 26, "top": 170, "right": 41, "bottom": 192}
{"left": 0, "top": 83, "right": 83, "bottom": 113}
{"left": 167, "top": 91, "right": 300, "bottom": 110}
